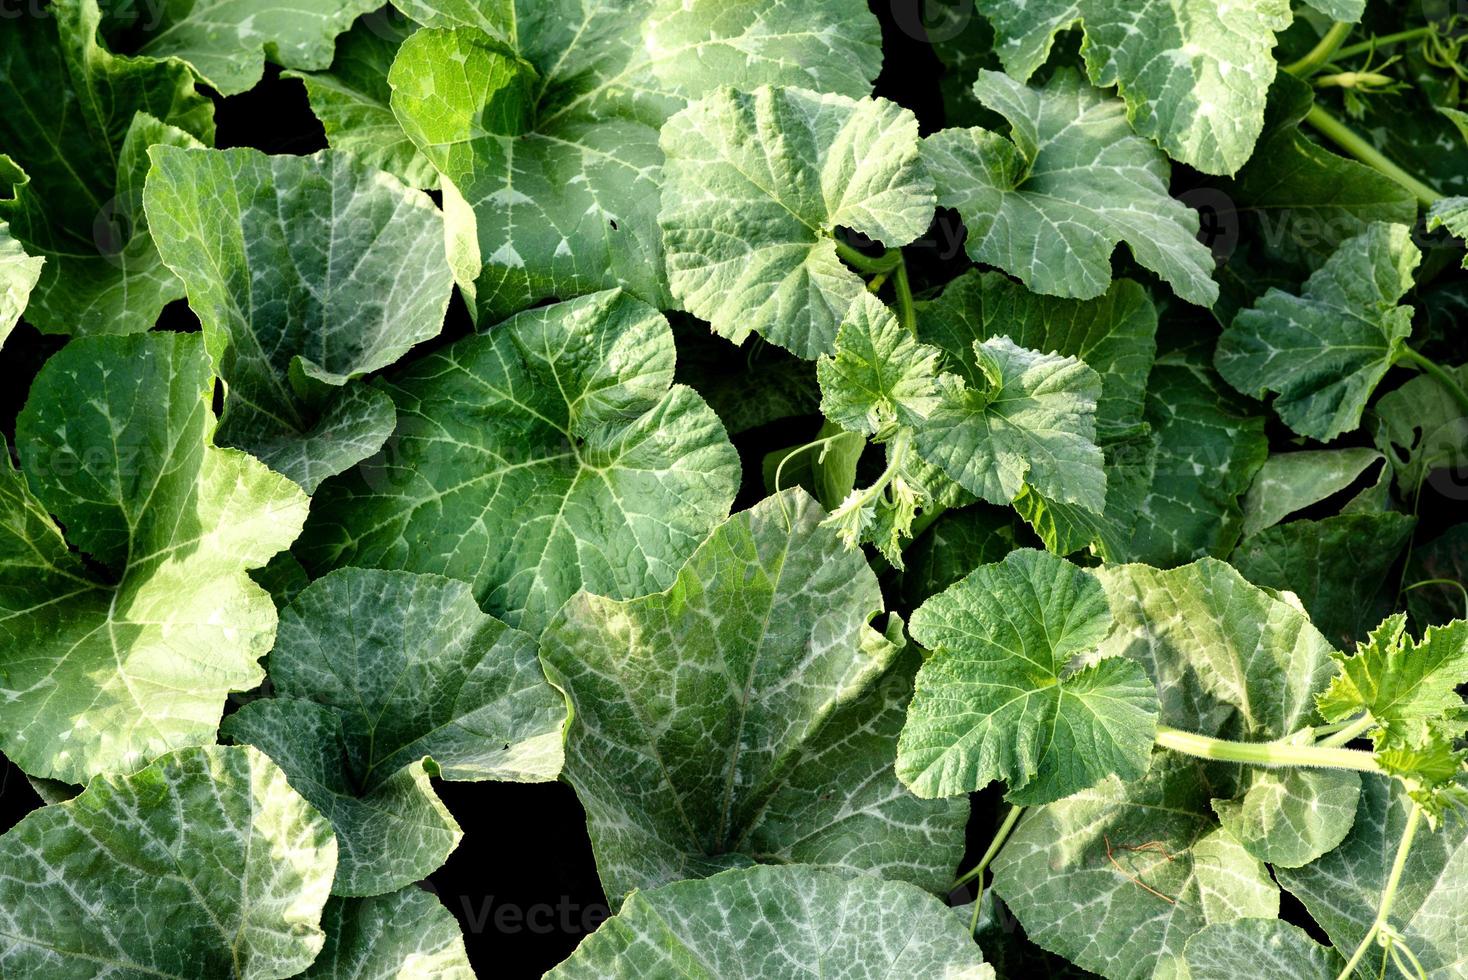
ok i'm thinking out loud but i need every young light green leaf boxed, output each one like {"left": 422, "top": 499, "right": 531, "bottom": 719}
{"left": 915, "top": 271, "right": 1159, "bottom": 441}
{"left": 1278, "top": 776, "right": 1468, "bottom": 976}
{"left": 991, "top": 754, "right": 1278, "bottom": 980}
{"left": 145, "top": 145, "right": 453, "bottom": 492}
{"left": 297, "top": 289, "right": 740, "bottom": 636}
{"left": 1240, "top": 449, "right": 1384, "bottom": 537}
{"left": 1212, "top": 767, "right": 1361, "bottom": 869}
{"left": 1230, "top": 512, "right": 1417, "bottom": 649}
{"left": 0, "top": 333, "right": 308, "bottom": 784}
{"left": 301, "top": 889, "right": 473, "bottom": 980}
{"left": 898, "top": 549, "right": 1159, "bottom": 803}
{"left": 0, "top": 223, "right": 42, "bottom": 348}
{"left": 1372, "top": 361, "right": 1468, "bottom": 497}
{"left": 102, "top": 0, "right": 381, "bottom": 95}
{"left": 539, "top": 490, "right": 968, "bottom": 904}
{"left": 1127, "top": 345, "right": 1269, "bottom": 567}
{"left": 1183, "top": 920, "right": 1342, "bottom": 980}
{"left": 389, "top": 1, "right": 883, "bottom": 324}
{"left": 286, "top": 11, "right": 437, "bottom": 189}
{"left": 1428, "top": 196, "right": 1468, "bottom": 267}
{"left": 1317, "top": 614, "right": 1468, "bottom": 789}
{"left": 818, "top": 291, "right": 941, "bottom": 438}
{"left": 1216, "top": 222, "right": 1420, "bottom": 442}
{"left": 661, "top": 86, "right": 933, "bottom": 358}
{"left": 975, "top": 0, "right": 1297, "bottom": 175}
{"left": 545, "top": 865, "right": 994, "bottom": 979}
{"left": 0, "top": 745, "right": 337, "bottom": 980}
{"left": 0, "top": 0, "right": 214, "bottom": 336}
{"left": 925, "top": 69, "right": 1217, "bottom": 307}
{"left": 223, "top": 568, "right": 565, "bottom": 896}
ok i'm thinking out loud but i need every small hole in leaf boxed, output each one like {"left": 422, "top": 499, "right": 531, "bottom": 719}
{"left": 609, "top": 219, "right": 618, "bottom": 230}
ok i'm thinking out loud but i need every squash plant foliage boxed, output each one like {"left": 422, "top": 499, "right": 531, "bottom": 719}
{"left": 4, "top": 1, "right": 1468, "bottom": 977}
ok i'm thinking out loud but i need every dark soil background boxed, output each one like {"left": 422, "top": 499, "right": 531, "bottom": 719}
{"left": 1, "top": 2, "right": 1462, "bottom": 976}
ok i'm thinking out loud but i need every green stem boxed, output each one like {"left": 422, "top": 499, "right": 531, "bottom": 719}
{"left": 1319, "top": 714, "right": 1375, "bottom": 748}
{"left": 834, "top": 239, "right": 902, "bottom": 275}
{"left": 1332, "top": 27, "right": 1436, "bottom": 63}
{"left": 1285, "top": 21, "right": 1356, "bottom": 78}
{"left": 1304, "top": 105, "right": 1441, "bottom": 208}
{"left": 1155, "top": 725, "right": 1384, "bottom": 773}
{"left": 1398, "top": 347, "right": 1468, "bottom": 417}
{"left": 1334, "top": 802, "right": 1424, "bottom": 980}
{"left": 892, "top": 253, "right": 917, "bottom": 336}
{"left": 954, "top": 805, "right": 1025, "bottom": 935}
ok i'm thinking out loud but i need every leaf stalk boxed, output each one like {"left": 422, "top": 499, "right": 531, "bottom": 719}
{"left": 1333, "top": 801, "right": 1424, "bottom": 980}
{"left": 1302, "top": 105, "right": 1442, "bottom": 208}
{"left": 1285, "top": 21, "right": 1357, "bottom": 78}
{"left": 1154, "top": 725, "right": 1384, "bottom": 773}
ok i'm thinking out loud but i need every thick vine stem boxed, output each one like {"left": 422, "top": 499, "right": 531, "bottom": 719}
{"left": 1334, "top": 802, "right": 1425, "bottom": 980}
{"left": 1303, "top": 105, "right": 1442, "bottom": 208}
{"left": 1285, "top": 21, "right": 1356, "bottom": 78}
{"left": 833, "top": 238, "right": 902, "bottom": 275}
{"left": 1399, "top": 347, "right": 1468, "bottom": 417}
{"left": 1154, "top": 725, "right": 1384, "bottom": 773}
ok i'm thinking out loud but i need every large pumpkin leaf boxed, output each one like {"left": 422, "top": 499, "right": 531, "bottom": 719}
{"left": 1239, "top": 449, "right": 1384, "bottom": 538}
{"left": 1371, "top": 362, "right": 1468, "bottom": 497}
{"left": 223, "top": 567, "right": 564, "bottom": 896}
{"left": 926, "top": 69, "right": 1217, "bottom": 307}
{"left": 145, "top": 145, "right": 453, "bottom": 491}
{"left": 0, "top": 333, "right": 308, "bottom": 784}
{"left": 660, "top": 85, "right": 933, "bottom": 359}
{"left": 99, "top": 0, "right": 380, "bottom": 95}
{"left": 301, "top": 888, "right": 473, "bottom": 979}
{"left": 545, "top": 865, "right": 994, "bottom": 979}
{"left": 1126, "top": 343, "right": 1269, "bottom": 567}
{"left": 1216, "top": 223, "right": 1419, "bottom": 443}
{"left": 897, "top": 549, "right": 1159, "bottom": 804}
{"left": 1183, "top": 920, "right": 1341, "bottom": 980}
{"left": 1277, "top": 776, "right": 1468, "bottom": 977}
{"left": 0, "top": 223, "right": 42, "bottom": 347}
{"left": 539, "top": 490, "right": 968, "bottom": 904}
{"left": 991, "top": 754, "right": 1278, "bottom": 980}
{"left": 0, "top": 745, "right": 337, "bottom": 980}
{"left": 974, "top": 0, "right": 1333, "bottom": 176}
{"left": 0, "top": 0, "right": 214, "bottom": 336}
{"left": 387, "top": 0, "right": 883, "bottom": 324}
{"left": 297, "top": 288, "right": 739, "bottom": 635}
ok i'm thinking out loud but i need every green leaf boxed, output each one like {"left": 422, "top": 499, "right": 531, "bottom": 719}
{"left": 102, "top": 0, "right": 382, "bottom": 96}
{"left": 1371, "top": 361, "right": 1468, "bottom": 497}
{"left": 975, "top": 0, "right": 1298, "bottom": 175}
{"left": 898, "top": 506, "right": 1021, "bottom": 609}
{"left": 0, "top": 745, "right": 337, "bottom": 979}
{"left": 927, "top": 70, "right": 1217, "bottom": 307}
{"left": 1240, "top": 449, "right": 1384, "bottom": 537}
{"left": 673, "top": 317, "right": 820, "bottom": 437}
{"left": 1012, "top": 430, "right": 1156, "bottom": 561}
{"left": 991, "top": 754, "right": 1278, "bottom": 980}
{"left": 1216, "top": 222, "right": 1420, "bottom": 442}
{"left": 301, "top": 889, "right": 473, "bottom": 979}
{"left": 915, "top": 271, "right": 1159, "bottom": 441}
{"left": 1212, "top": 767, "right": 1361, "bottom": 868}
{"left": 145, "top": 145, "right": 453, "bottom": 492}
{"left": 0, "top": 0, "right": 214, "bottom": 335}
{"left": 818, "top": 292, "right": 941, "bottom": 438}
{"left": 544, "top": 865, "right": 994, "bottom": 979}
{"left": 1405, "top": 524, "right": 1468, "bottom": 630}
{"left": 1230, "top": 512, "right": 1417, "bottom": 649}
{"left": 1428, "top": 195, "right": 1468, "bottom": 267}
{"left": 1317, "top": 614, "right": 1468, "bottom": 782}
{"left": 899, "top": 549, "right": 1159, "bottom": 803}
{"left": 1278, "top": 776, "right": 1468, "bottom": 976}
{"left": 223, "top": 567, "right": 564, "bottom": 896}
{"left": 1183, "top": 920, "right": 1341, "bottom": 980}
{"left": 388, "top": 1, "right": 883, "bottom": 324}
{"left": 286, "top": 11, "right": 438, "bottom": 189}
{"left": 298, "top": 289, "right": 740, "bottom": 636}
{"left": 0, "top": 222, "right": 42, "bottom": 348}
{"left": 661, "top": 86, "right": 933, "bottom": 358}
{"left": 1095, "top": 558, "right": 1340, "bottom": 739}
{"left": 0, "top": 333, "right": 308, "bottom": 784}
{"left": 539, "top": 490, "right": 968, "bottom": 904}
{"left": 1126, "top": 344, "right": 1268, "bottom": 566}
